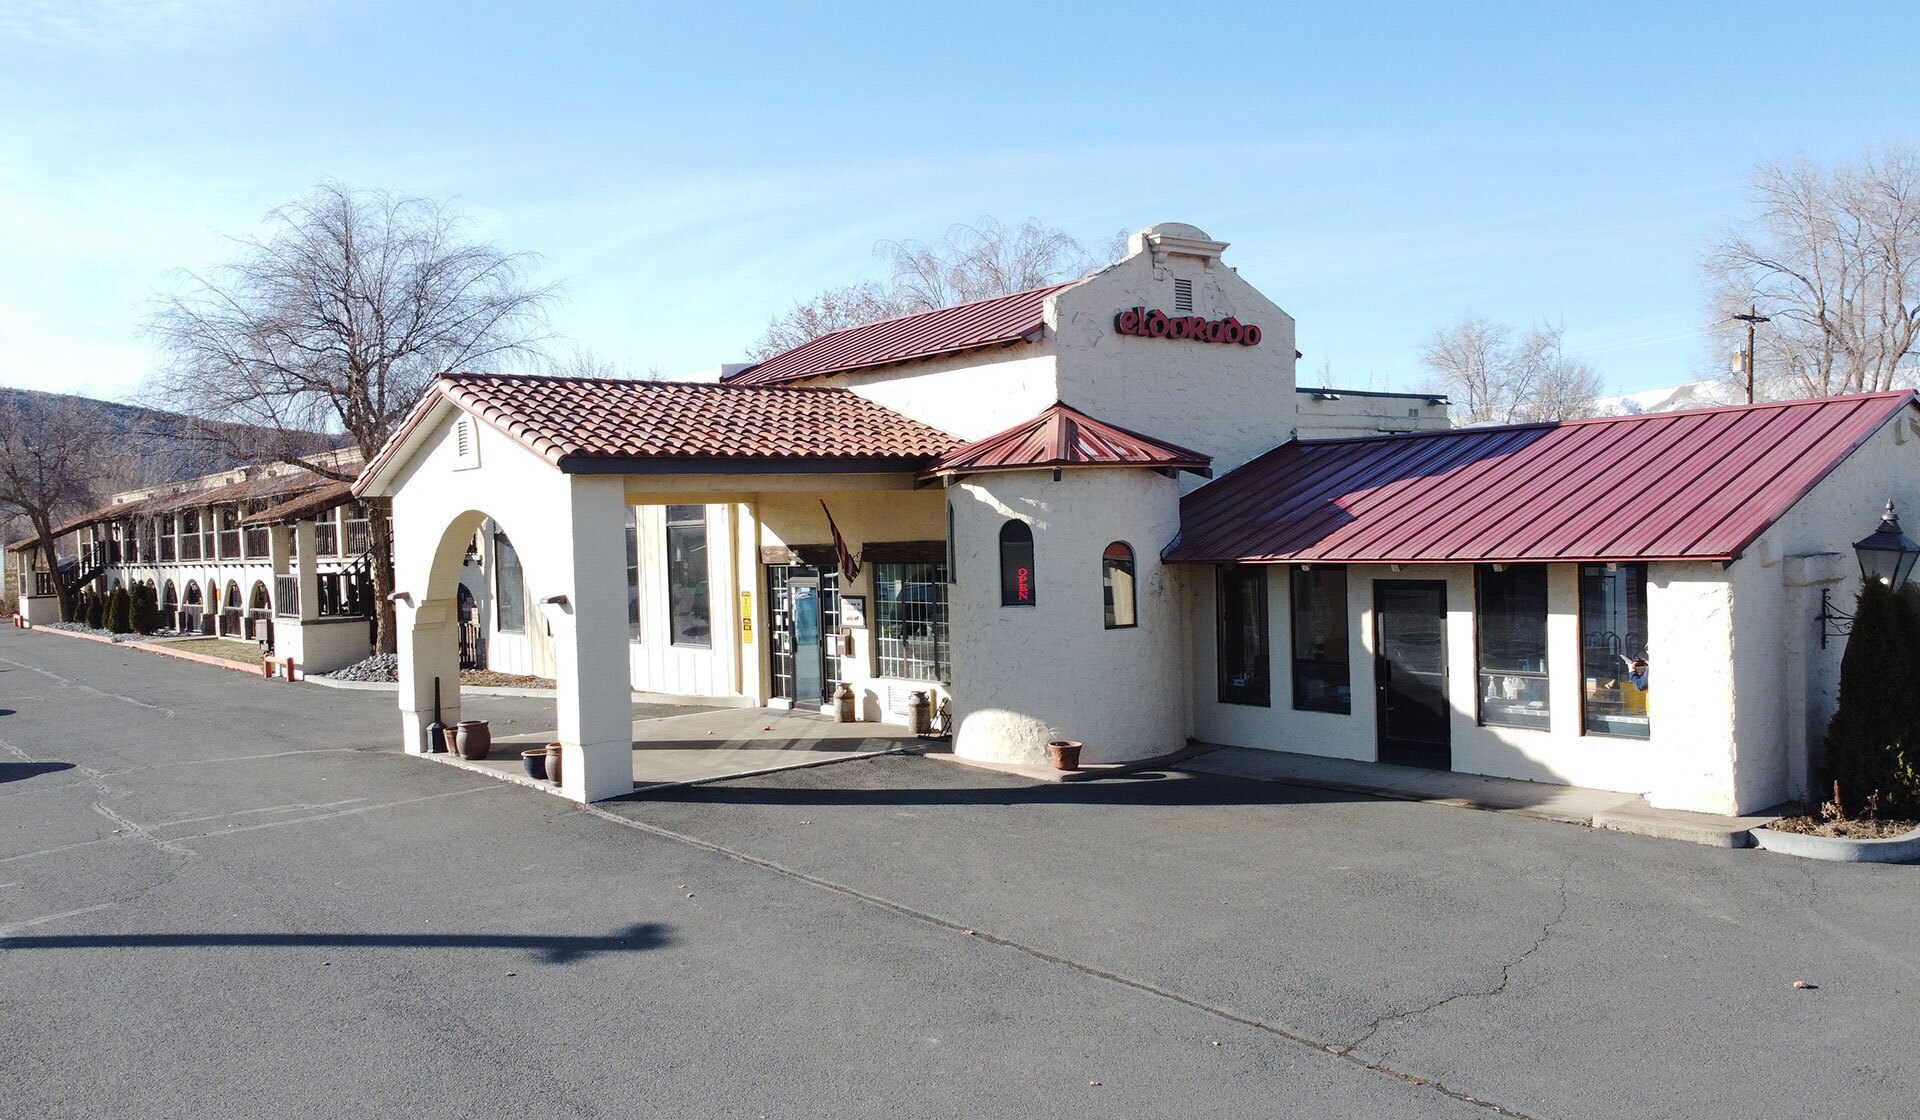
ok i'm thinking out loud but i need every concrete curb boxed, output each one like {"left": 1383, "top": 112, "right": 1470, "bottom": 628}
{"left": 302, "top": 676, "right": 560, "bottom": 699}
{"left": 1750, "top": 823, "right": 1920, "bottom": 863}
{"left": 126, "top": 640, "right": 275, "bottom": 677}
{"left": 423, "top": 742, "right": 919, "bottom": 799}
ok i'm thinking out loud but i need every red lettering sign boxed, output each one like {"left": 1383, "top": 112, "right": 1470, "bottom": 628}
{"left": 1018, "top": 567, "right": 1031, "bottom": 601}
{"left": 1113, "top": 306, "right": 1262, "bottom": 346}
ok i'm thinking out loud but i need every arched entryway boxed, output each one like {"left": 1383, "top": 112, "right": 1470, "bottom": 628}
{"left": 221, "top": 580, "right": 243, "bottom": 637}
{"left": 161, "top": 581, "right": 179, "bottom": 631}
{"left": 183, "top": 581, "right": 204, "bottom": 635}
{"left": 248, "top": 580, "right": 273, "bottom": 645}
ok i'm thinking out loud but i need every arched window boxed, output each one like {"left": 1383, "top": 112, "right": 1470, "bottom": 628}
{"left": 226, "top": 580, "right": 241, "bottom": 608}
{"left": 183, "top": 581, "right": 202, "bottom": 606}
{"left": 1103, "top": 542, "right": 1136, "bottom": 629}
{"left": 250, "top": 581, "right": 270, "bottom": 612}
{"left": 999, "top": 520, "right": 1035, "bottom": 607}
{"left": 161, "top": 581, "right": 177, "bottom": 610}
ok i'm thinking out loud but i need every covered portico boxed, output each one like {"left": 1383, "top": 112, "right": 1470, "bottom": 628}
{"left": 353, "top": 372, "right": 961, "bottom": 801}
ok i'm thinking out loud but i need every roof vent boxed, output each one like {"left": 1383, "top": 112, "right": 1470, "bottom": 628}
{"left": 1174, "top": 278, "right": 1194, "bottom": 313}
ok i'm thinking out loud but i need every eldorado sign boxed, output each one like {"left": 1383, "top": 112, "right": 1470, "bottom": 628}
{"left": 1114, "top": 306, "right": 1262, "bottom": 346}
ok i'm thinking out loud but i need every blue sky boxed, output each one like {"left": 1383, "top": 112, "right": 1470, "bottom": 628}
{"left": 2, "top": 0, "right": 1915, "bottom": 404}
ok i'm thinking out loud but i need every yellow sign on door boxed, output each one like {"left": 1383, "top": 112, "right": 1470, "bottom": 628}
{"left": 739, "top": 591, "right": 753, "bottom": 642}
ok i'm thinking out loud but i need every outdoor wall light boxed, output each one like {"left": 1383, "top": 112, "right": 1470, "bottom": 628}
{"left": 387, "top": 591, "right": 413, "bottom": 606}
{"left": 539, "top": 593, "right": 570, "bottom": 609}
{"left": 1852, "top": 502, "right": 1920, "bottom": 588}
{"left": 1819, "top": 501, "right": 1920, "bottom": 648}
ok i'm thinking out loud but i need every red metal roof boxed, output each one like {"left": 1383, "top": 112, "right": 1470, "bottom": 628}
{"left": 923, "top": 402, "right": 1211, "bottom": 480}
{"left": 724, "top": 283, "right": 1074, "bottom": 387}
{"left": 1166, "top": 392, "right": 1917, "bottom": 565}
{"left": 357, "top": 373, "right": 960, "bottom": 491}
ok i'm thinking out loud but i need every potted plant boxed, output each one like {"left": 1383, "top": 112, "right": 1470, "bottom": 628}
{"left": 1047, "top": 739, "right": 1082, "bottom": 771}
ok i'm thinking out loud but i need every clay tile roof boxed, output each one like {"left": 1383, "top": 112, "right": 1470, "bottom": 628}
{"left": 723, "top": 282, "right": 1074, "bottom": 387}
{"left": 358, "top": 373, "right": 961, "bottom": 489}
{"left": 1166, "top": 392, "right": 1918, "bottom": 565}
{"left": 923, "top": 402, "right": 1212, "bottom": 480}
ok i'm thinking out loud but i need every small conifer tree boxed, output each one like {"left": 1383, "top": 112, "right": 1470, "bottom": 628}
{"left": 132, "top": 582, "right": 160, "bottom": 636}
{"left": 83, "top": 588, "right": 104, "bottom": 629}
{"left": 106, "top": 586, "right": 132, "bottom": 634}
{"left": 1823, "top": 578, "right": 1920, "bottom": 817}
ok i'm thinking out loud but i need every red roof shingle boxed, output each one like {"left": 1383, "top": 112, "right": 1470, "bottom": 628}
{"left": 1167, "top": 392, "right": 1916, "bottom": 565}
{"left": 923, "top": 402, "right": 1211, "bottom": 480}
{"left": 358, "top": 373, "right": 960, "bottom": 489}
{"left": 724, "top": 283, "right": 1073, "bottom": 387}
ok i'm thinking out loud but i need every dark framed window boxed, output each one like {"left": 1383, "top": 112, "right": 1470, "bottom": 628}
{"left": 1477, "top": 564, "right": 1549, "bottom": 729}
{"left": 875, "top": 561, "right": 949, "bottom": 681}
{"left": 495, "top": 533, "right": 525, "bottom": 633}
{"left": 666, "top": 505, "right": 710, "bottom": 647}
{"left": 315, "top": 508, "right": 339, "bottom": 557}
{"left": 216, "top": 505, "right": 241, "bottom": 558}
{"left": 999, "top": 520, "right": 1035, "bottom": 607}
{"left": 343, "top": 503, "right": 371, "bottom": 555}
{"left": 177, "top": 510, "right": 201, "bottom": 560}
{"left": 1580, "top": 563, "right": 1649, "bottom": 738}
{"left": 241, "top": 504, "right": 269, "bottom": 559}
{"left": 1290, "top": 566, "right": 1350, "bottom": 713}
{"left": 1103, "top": 542, "right": 1136, "bottom": 628}
{"left": 1218, "top": 564, "right": 1270, "bottom": 706}
{"left": 625, "top": 506, "right": 640, "bottom": 641}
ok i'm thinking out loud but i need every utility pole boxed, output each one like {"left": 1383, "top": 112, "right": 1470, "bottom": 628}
{"left": 1732, "top": 305, "right": 1771, "bottom": 404}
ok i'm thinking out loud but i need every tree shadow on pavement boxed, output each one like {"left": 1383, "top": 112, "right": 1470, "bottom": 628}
{"left": 614, "top": 766, "right": 1374, "bottom": 809}
{"left": 1, "top": 760, "right": 75, "bottom": 783}
{"left": 1, "top": 921, "right": 671, "bottom": 963}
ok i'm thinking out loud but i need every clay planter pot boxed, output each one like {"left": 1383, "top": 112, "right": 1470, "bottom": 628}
{"left": 1047, "top": 740, "right": 1083, "bottom": 771}
{"left": 544, "top": 743, "right": 564, "bottom": 785}
{"left": 520, "top": 748, "right": 548, "bottom": 780}
{"left": 441, "top": 727, "right": 460, "bottom": 754}
{"left": 455, "top": 719, "right": 492, "bottom": 761}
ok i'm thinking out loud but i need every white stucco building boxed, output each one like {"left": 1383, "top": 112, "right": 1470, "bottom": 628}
{"left": 8, "top": 452, "right": 383, "bottom": 673}
{"left": 353, "top": 222, "right": 1918, "bottom": 815}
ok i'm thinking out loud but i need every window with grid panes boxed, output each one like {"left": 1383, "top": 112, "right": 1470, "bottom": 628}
{"left": 875, "top": 561, "right": 949, "bottom": 681}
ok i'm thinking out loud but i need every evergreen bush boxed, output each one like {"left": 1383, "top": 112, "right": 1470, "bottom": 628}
{"left": 1823, "top": 578, "right": 1920, "bottom": 817}
{"left": 106, "top": 586, "right": 132, "bottom": 634}
{"left": 83, "top": 589, "right": 104, "bottom": 629}
{"left": 132, "top": 582, "right": 160, "bottom": 636}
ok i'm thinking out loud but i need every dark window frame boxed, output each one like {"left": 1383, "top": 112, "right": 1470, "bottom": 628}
{"left": 1102, "top": 541, "right": 1137, "bottom": 629}
{"left": 1217, "top": 564, "right": 1271, "bottom": 707}
{"left": 1578, "top": 563, "right": 1650, "bottom": 739}
{"left": 999, "top": 519, "right": 1036, "bottom": 607}
{"left": 874, "top": 560, "right": 950, "bottom": 681}
{"left": 625, "top": 506, "right": 641, "bottom": 642}
{"left": 1290, "top": 565, "right": 1351, "bottom": 714}
{"left": 666, "top": 504, "right": 711, "bottom": 648}
{"left": 494, "top": 533, "right": 525, "bottom": 634}
{"left": 1476, "top": 564, "right": 1551, "bottom": 730}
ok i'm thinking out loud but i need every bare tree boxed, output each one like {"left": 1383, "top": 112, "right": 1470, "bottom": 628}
{"left": 0, "top": 395, "right": 125, "bottom": 621}
{"left": 546, "top": 343, "right": 661, "bottom": 381}
{"left": 750, "top": 218, "right": 1128, "bottom": 359}
{"left": 146, "top": 180, "right": 556, "bottom": 652}
{"left": 1419, "top": 315, "right": 1603, "bottom": 425}
{"left": 1702, "top": 147, "right": 1920, "bottom": 398}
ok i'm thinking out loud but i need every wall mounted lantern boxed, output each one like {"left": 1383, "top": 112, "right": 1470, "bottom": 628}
{"left": 1820, "top": 502, "right": 1920, "bottom": 648}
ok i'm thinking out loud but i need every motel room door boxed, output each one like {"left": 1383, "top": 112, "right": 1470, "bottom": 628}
{"left": 1374, "top": 580, "right": 1450, "bottom": 770}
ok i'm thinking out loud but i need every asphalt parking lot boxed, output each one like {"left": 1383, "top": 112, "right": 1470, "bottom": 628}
{"left": 2, "top": 627, "right": 1915, "bottom": 1119}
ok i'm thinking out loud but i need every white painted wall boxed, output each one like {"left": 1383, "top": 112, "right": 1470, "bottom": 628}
{"left": 838, "top": 352, "right": 1060, "bottom": 443}
{"left": 1187, "top": 559, "right": 1749, "bottom": 815}
{"left": 1294, "top": 390, "right": 1452, "bottom": 438}
{"left": 949, "top": 468, "right": 1188, "bottom": 767}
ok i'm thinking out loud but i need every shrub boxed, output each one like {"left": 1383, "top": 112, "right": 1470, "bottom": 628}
{"left": 83, "top": 589, "right": 105, "bottom": 629}
{"left": 1823, "top": 578, "right": 1920, "bottom": 817}
{"left": 106, "top": 586, "right": 132, "bottom": 634}
{"left": 131, "top": 582, "right": 160, "bottom": 636}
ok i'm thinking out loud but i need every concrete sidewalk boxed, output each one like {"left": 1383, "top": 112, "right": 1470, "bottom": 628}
{"left": 1183, "top": 744, "right": 1783, "bottom": 847}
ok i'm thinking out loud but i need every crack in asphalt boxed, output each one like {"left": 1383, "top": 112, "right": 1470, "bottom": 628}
{"left": 1339, "top": 853, "right": 1578, "bottom": 1065}
{"left": 582, "top": 801, "right": 1546, "bottom": 1120}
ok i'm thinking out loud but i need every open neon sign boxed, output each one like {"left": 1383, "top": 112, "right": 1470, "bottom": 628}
{"left": 1114, "top": 306, "right": 1262, "bottom": 346}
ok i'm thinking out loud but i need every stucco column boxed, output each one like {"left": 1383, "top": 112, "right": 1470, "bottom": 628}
{"left": 293, "top": 520, "right": 320, "bottom": 621}
{"left": 549, "top": 475, "right": 633, "bottom": 802}
{"left": 398, "top": 598, "right": 461, "bottom": 756}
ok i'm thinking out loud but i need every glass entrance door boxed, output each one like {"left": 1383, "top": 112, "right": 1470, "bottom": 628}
{"left": 1374, "top": 580, "right": 1450, "bottom": 769}
{"left": 791, "top": 577, "right": 823, "bottom": 706}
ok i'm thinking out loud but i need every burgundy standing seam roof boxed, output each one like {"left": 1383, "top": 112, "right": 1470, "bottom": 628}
{"left": 1166, "top": 392, "right": 1917, "bottom": 565}
{"left": 356, "top": 373, "right": 960, "bottom": 492}
{"left": 724, "top": 282, "right": 1074, "bottom": 387}
{"left": 923, "top": 402, "right": 1211, "bottom": 479}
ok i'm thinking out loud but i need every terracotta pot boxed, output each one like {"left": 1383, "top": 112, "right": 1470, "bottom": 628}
{"left": 545, "top": 743, "right": 563, "bottom": 785}
{"left": 521, "top": 748, "right": 548, "bottom": 780}
{"left": 441, "top": 727, "right": 460, "bottom": 754}
{"left": 1047, "top": 740, "right": 1083, "bottom": 771}
{"left": 455, "top": 719, "right": 491, "bottom": 760}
